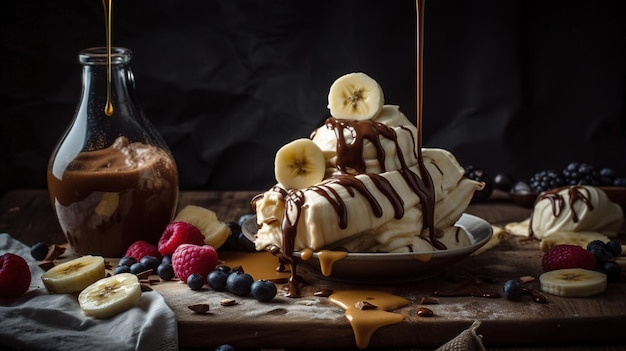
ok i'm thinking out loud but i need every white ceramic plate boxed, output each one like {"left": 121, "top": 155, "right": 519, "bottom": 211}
{"left": 242, "top": 213, "right": 492, "bottom": 284}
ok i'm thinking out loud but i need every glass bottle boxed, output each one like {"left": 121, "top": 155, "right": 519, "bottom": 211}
{"left": 47, "top": 47, "right": 179, "bottom": 257}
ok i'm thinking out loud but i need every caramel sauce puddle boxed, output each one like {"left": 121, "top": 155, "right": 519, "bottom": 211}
{"left": 329, "top": 290, "right": 409, "bottom": 349}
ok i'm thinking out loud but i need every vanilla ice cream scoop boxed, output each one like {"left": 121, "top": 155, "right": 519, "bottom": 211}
{"left": 530, "top": 185, "right": 624, "bottom": 239}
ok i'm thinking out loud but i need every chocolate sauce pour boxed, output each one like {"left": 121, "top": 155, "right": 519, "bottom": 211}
{"left": 528, "top": 185, "right": 593, "bottom": 239}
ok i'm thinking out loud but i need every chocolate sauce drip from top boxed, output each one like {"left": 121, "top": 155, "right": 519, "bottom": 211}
{"left": 325, "top": 117, "right": 399, "bottom": 174}
{"left": 528, "top": 185, "right": 593, "bottom": 239}
{"left": 415, "top": 0, "right": 440, "bottom": 249}
{"left": 281, "top": 190, "right": 306, "bottom": 297}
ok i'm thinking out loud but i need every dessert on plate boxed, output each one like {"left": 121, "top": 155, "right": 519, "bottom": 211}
{"left": 252, "top": 72, "right": 484, "bottom": 258}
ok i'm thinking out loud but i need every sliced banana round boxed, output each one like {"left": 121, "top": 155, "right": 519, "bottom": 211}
{"left": 78, "top": 273, "right": 142, "bottom": 319}
{"left": 41, "top": 255, "right": 106, "bottom": 294}
{"left": 327, "top": 72, "right": 384, "bottom": 120}
{"left": 274, "top": 138, "right": 326, "bottom": 189}
{"left": 539, "top": 268, "right": 607, "bottom": 297}
{"left": 175, "top": 205, "right": 231, "bottom": 249}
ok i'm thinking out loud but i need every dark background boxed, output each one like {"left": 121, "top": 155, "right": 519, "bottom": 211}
{"left": 2, "top": 0, "right": 626, "bottom": 196}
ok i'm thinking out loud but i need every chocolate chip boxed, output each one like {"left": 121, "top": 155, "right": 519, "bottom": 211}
{"left": 188, "top": 304, "right": 210, "bottom": 314}
{"left": 419, "top": 296, "right": 439, "bottom": 305}
{"left": 220, "top": 298, "right": 237, "bottom": 306}
{"left": 355, "top": 300, "right": 378, "bottom": 310}
{"left": 417, "top": 307, "right": 434, "bottom": 317}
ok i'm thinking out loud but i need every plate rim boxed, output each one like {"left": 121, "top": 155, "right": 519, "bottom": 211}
{"left": 241, "top": 213, "right": 493, "bottom": 260}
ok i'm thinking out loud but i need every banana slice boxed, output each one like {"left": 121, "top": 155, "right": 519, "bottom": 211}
{"left": 327, "top": 72, "right": 384, "bottom": 120}
{"left": 175, "top": 205, "right": 231, "bottom": 249}
{"left": 539, "top": 231, "right": 610, "bottom": 252}
{"left": 41, "top": 255, "right": 106, "bottom": 294}
{"left": 274, "top": 138, "right": 325, "bottom": 189}
{"left": 78, "top": 273, "right": 142, "bottom": 319}
{"left": 539, "top": 268, "right": 607, "bottom": 297}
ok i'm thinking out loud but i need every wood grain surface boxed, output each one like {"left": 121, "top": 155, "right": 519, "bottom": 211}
{"left": 1, "top": 189, "right": 626, "bottom": 351}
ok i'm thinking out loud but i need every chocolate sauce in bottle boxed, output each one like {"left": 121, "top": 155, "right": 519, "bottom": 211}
{"left": 47, "top": 47, "right": 179, "bottom": 257}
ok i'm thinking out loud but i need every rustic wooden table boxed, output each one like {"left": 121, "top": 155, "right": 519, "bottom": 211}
{"left": 1, "top": 189, "right": 625, "bottom": 351}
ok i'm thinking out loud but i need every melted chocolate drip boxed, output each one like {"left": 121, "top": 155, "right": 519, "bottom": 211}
{"left": 528, "top": 185, "right": 593, "bottom": 239}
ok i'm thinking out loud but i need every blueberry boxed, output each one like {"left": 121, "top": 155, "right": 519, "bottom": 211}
{"left": 493, "top": 172, "right": 514, "bottom": 192}
{"left": 613, "top": 177, "right": 626, "bottom": 187}
{"left": 130, "top": 262, "right": 149, "bottom": 275}
{"left": 215, "top": 344, "right": 236, "bottom": 351}
{"left": 157, "top": 262, "right": 175, "bottom": 280}
{"left": 586, "top": 240, "right": 606, "bottom": 252}
{"left": 250, "top": 280, "right": 277, "bottom": 302}
{"left": 207, "top": 270, "right": 229, "bottom": 291}
{"left": 226, "top": 271, "right": 254, "bottom": 296}
{"left": 511, "top": 181, "right": 533, "bottom": 193}
{"left": 599, "top": 261, "right": 622, "bottom": 283}
{"left": 161, "top": 255, "right": 172, "bottom": 265}
{"left": 237, "top": 232, "right": 257, "bottom": 252}
{"left": 114, "top": 265, "right": 131, "bottom": 274}
{"left": 187, "top": 273, "right": 204, "bottom": 290}
{"left": 605, "top": 240, "right": 622, "bottom": 257}
{"left": 140, "top": 255, "right": 160, "bottom": 271}
{"left": 502, "top": 279, "right": 523, "bottom": 301}
{"left": 119, "top": 256, "right": 137, "bottom": 268}
{"left": 588, "top": 245, "right": 613, "bottom": 267}
{"left": 599, "top": 168, "right": 616, "bottom": 186}
{"left": 30, "top": 242, "right": 49, "bottom": 261}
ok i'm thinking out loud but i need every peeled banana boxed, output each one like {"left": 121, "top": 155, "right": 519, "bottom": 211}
{"left": 41, "top": 255, "right": 106, "bottom": 294}
{"left": 175, "top": 205, "right": 230, "bottom": 249}
{"left": 539, "top": 268, "right": 607, "bottom": 297}
{"left": 327, "top": 72, "right": 384, "bottom": 120}
{"left": 539, "top": 231, "right": 610, "bottom": 252}
{"left": 78, "top": 273, "right": 142, "bottom": 319}
{"left": 274, "top": 138, "right": 325, "bottom": 189}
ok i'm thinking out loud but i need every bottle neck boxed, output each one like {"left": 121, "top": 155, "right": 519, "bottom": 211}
{"left": 78, "top": 47, "right": 135, "bottom": 118}
{"left": 81, "top": 63, "right": 134, "bottom": 118}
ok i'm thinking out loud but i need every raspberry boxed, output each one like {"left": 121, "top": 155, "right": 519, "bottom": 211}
{"left": 0, "top": 253, "right": 32, "bottom": 298}
{"left": 124, "top": 240, "right": 161, "bottom": 261}
{"left": 542, "top": 244, "right": 596, "bottom": 272}
{"left": 171, "top": 244, "right": 218, "bottom": 284}
{"left": 158, "top": 221, "right": 205, "bottom": 256}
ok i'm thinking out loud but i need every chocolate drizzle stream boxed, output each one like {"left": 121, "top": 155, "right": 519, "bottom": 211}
{"left": 415, "top": 0, "right": 440, "bottom": 250}
{"left": 528, "top": 185, "right": 593, "bottom": 239}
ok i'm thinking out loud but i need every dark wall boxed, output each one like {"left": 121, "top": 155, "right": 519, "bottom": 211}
{"left": 2, "top": 0, "right": 625, "bottom": 196}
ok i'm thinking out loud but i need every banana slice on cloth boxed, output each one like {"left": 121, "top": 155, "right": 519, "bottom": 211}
{"left": 41, "top": 255, "right": 105, "bottom": 294}
{"left": 274, "top": 138, "right": 326, "bottom": 189}
{"left": 327, "top": 72, "right": 384, "bottom": 120}
{"left": 175, "top": 205, "right": 231, "bottom": 249}
{"left": 78, "top": 273, "right": 142, "bottom": 319}
{"left": 539, "top": 268, "right": 607, "bottom": 297}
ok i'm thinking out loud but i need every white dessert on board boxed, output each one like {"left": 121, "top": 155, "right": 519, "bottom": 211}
{"left": 252, "top": 72, "right": 483, "bottom": 255}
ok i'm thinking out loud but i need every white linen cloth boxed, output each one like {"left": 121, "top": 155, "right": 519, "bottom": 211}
{"left": 0, "top": 233, "right": 178, "bottom": 351}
